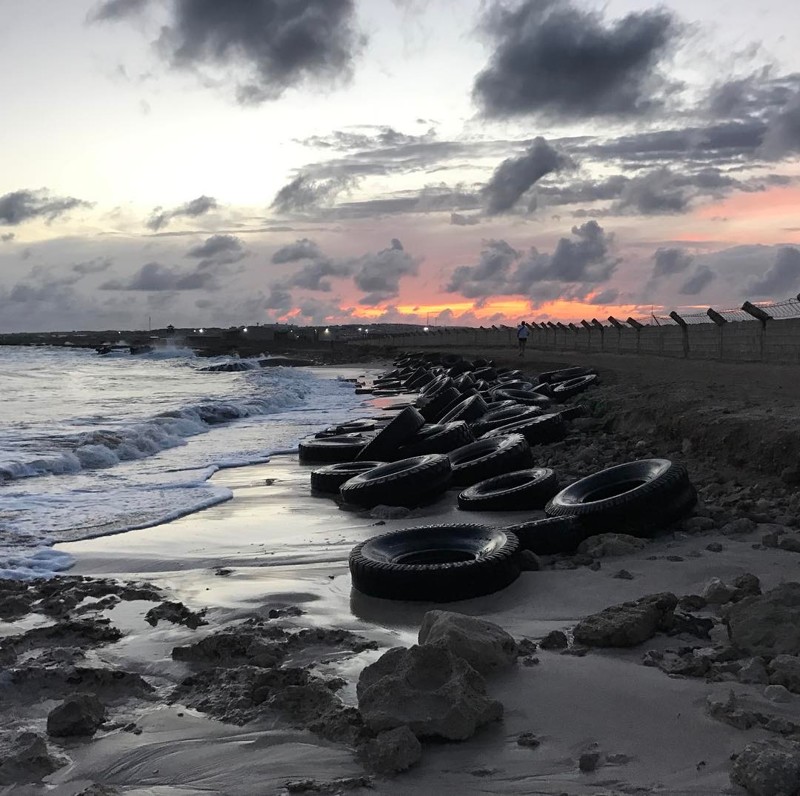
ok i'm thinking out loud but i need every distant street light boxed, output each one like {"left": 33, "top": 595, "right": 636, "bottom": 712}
{"left": 199, "top": 328, "right": 205, "bottom": 333}
{"left": 242, "top": 327, "right": 249, "bottom": 333}
{"left": 423, "top": 326, "right": 429, "bottom": 332}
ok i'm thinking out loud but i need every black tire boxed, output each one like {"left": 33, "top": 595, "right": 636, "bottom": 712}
{"left": 470, "top": 367, "right": 497, "bottom": 382}
{"left": 471, "top": 405, "right": 543, "bottom": 436}
{"left": 311, "top": 461, "right": 385, "bottom": 493}
{"left": 492, "top": 388, "right": 551, "bottom": 407}
{"left": 551, "top": 374, "right": 598, "bottom": 402}
{"left": 558, "top": 405, "right": 588, "bottom": 421}
{"left": 493, "top": 380, "right": 534, "bottom": 392}
{"left": 315, "top": 419, "right": 379, "bottom": 437}
{"left": 539, "top": 366, "right": 595, "bottom": 385}
{"left": 356, "top": 406, "right": 425, "bottom": 461}
{"left": 545, "top": 458, "right": 697, "bottom": 536}
{"left": 419, "top": 386, "right": 461, "bottom": 423}
{"left": 405, "top": 370, "right": 434, "bottom": 390}
{"left": 340, "top": 454, "right": 452, "bottom": 508}
{"left": 396, "top": 421, "right": 474, "bottom": 458}
{"left": 349, "top": 524, "right": 521, "bottom": 602}
{"left": 497, "top": 370, "right": 525, "bottom": 382}
{"left": 438, "top": 394, "right": 489, "bottom": 425}
{"left": 299, "top": 434, "right": 371, "bottom": 464}
{"left": 448, "top": 434, "right": 533, "bottom": 487}
{"left": 484, "top": 399, "right": 519, "bottom": 412}
{"left": 481, "top": 412, "right": 567, "bottom": 446}
{"left": 419, "top": 375, "right": 450, "bottom": 398}
{"left": 452, "top": 374, "right": 476, "bottom": 391}
{"left": 504, "top": 516, "right": 588, "bottom": 555}
{"left": 458, "top": 468, "right": 559, "bottom": 511}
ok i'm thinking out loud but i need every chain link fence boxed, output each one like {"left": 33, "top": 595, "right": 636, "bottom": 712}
{"left": 630, "top": 296, "right": 800, "bottom": 327}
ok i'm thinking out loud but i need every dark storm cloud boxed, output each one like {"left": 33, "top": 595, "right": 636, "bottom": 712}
{"left": 473, "top": 0, "right": 678, "bottom": 120}
{"left": 352, "top": 239, "right": 419, "bottom": 305}
{"left": 747, "top": 247, "right": 800, "bottom": 296}
{"left": 284, "top": 258, "right": 352, "bottom": 292}
{"left": 679, "top": 265, "right": 716, "bottom": 296}
{"left": 450, "top": 213, "right": 480, "bottom": 226}
{"left": 264, "top": 286, "right": 293, "bottom": 310}
{"left": 484, "top": 137, "right": 573, "bottom": 214}
{"left": 146, "top": 196, "right": 218, "bottom": 231}
{"left": 761, "top": 92, "right": 800, "bottom": 158}
{"left": 707, "top": 72, "right": 800, "bottom": 121}
{"left": 295, "top": 296, "right": 344, "bottom": 324}
{"left": 446, "top": 240, "right": 519, "bottom": 299}
{"left": 72, "top": 257, "right": 113, "bottom": 275}
{"left": 156, "top": 0, "right": 363, "bottom": 104}
{"left": 186, "top": 234, "right": 246, "bottom": 269}
{"left": 271, "top": 174, "right": 357, "bottom": 214}
{"left": 101, "top": 262, "right": 216, "bottom": 291}
{"left": 652, "top": 248, "right": 693, "bottom": 279}
{"left": 0, "top": 189, "right": 92, "bottom": 226}
{"left": 88, "top": 0, "right": 150, "bottom": 22}
{"left": 271, "top": 238, "right": 323, "bottom": 263}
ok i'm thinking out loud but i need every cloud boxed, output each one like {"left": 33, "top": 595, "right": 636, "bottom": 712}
{"left": 450, "top": 213, "right": 479, "bottom": 226}
{"left": 761, "top": 92, "right": 800, "bottom": 158}
{"left": 100, "top": 262, "right": 216, "bottom": 291}
{"left": 146, "top": 195, "right": 218, "bottom": 231}
{"left": 72, "top": 257, "right": 113, "bottom": 275}
{"left": 679, "top": 265, "right": 716, "bottom": 295}
{"left": 352, "top": 238, "right": 420, "bottom": 305}
{"left": 271, "top": 238, "right": 324, "bottom": 263}
{"left": 88, "top": 0, "right": 150, "bottom": 22}
{"left": 294, "top": 296, "right": 344, "bottom": 324}
{"left": 263, "top": 286, "right": 293, "bottom": 310}
{"left": 446, "top": 239, "right": 519, "bottom": 298}
{"left": 652, "top": 248, "right": 693, "bottom": 279}
{"left": 271, "top": 173, "right": 357, "bottom": 214}
{"left": 473, "top": 0, "right": 678, "bottom": 120}
{"left": 155, "top": 0, "right": 364, "bottom": 104}
{"left": 484, "top": 137, "right": 574, "bottom": 214}
{"left": 0, "top": 189, "right": 92, "bottom": 226}
{"left": 186, "top": 234, "right": 246, "bottom": 268}
{"left": 747, "top": 247, "right": 800, "bottom": 296}
{"left": 587, "top": 288, "right": 619, "bottom": 305}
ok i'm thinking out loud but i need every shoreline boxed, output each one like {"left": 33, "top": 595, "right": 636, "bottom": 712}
{"left": 3, "top": 353, "right": 800, "bottom": 794}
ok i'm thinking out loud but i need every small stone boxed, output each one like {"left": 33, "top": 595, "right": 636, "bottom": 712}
{"left": 666, "top": 555, "right": 684, "bottom": 562}
{"left": 539, "top": 631, "right": 568, "bottom": 651}
{"left": 701, "top": 577, "right": 736, "bottom": 605}
{"left": 517, "top": 732, "right": 541, "bottom": 748}
{"left": 679, "top": 594, "right": 707, "bottom": 611}
{"left": 706, "top": 543, "right": 723, "bottom": 553}
{"left": 613, "top": 569, "right": 634, "bottom": 580}
{"left": 779, "top": 536, "right": 800, "bottom": 554}
{"left": 764, "top": 684, "right": 793, "bottom": 703}
{"left": 369, "top": 505, "right": 411, "bottom": 520}
{"left": 588, "top": 561, "right": 601, "bottom": 571}
{"left": 732, "top": 574, "right": 761, "bottom": 598}
{"left": 768, "top": 655, "right": 800, "bottom": 694}
{"left": 579, "top": 751, "right": 601, "bottom": 772}
{"left": 577, "top": 534, "right": 648, "bottom": 559}
{"left": 780, "top": 466, "right": 800, "bottom": 485}
{"left": 720, "top": 518, "right": 757, "bottom": 536}
{"left": 685, "top": 516, "right": 716, "bottom": 533}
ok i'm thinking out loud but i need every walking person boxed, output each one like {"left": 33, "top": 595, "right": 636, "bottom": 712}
{"left": 516, "top": 321, "right": 529, "bottom": 357}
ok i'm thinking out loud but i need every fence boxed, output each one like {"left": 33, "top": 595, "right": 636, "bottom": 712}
{"left": 352, "top": 296, "right": 800, "bottom": 365}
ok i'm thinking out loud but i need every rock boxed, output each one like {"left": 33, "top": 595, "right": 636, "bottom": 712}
{"left": 613, "top": 569, "right": 634, "bottom": 580}
{"left": 47, "top": 694, "right": 106, "bottom": 737}
{"left": 369, "top": 505, "right": 410, "bottom": 520}
{"left": 268, "top": 681, "right": 341, "bottom": 726}
{"left": 738, "top": 658, "right": 770, "bottom": 685}
{"left": 539, "top": 631, "right": 568, "bottom": 650}
{"left": 720, "top": 518, "right": 757, "bottom": 536}
{"left": 357, "top": 645, "right": 503, "bottom": 740}
{"left": 731, "top": 739, "right": 800, "bottom": 795}
{"left": 75, "top": 786, "right": 121, "bottom": 796}
{"left": 702, "top": 577, "right": 736, "bottom": 605}
{"left": 0, "top": 732, "right": 66, "bottom": 785}
{"left": 684, "top": 516, "right": 716, "bottom": 533}
{"left": 780, "top": 466, "right": 800, "bottom": 486}
{"left": 579, "top": 751, "right": 601, "bottom": 772}
{"left": 518, "top": 550, "right": 542, "bottom": 571}
{"left": 726, "top": 583, "right": 800, "bottom": 656}
{"left": 145, "top": 601, "right": 207, "bottom": 630}
{"left": 577, "top": 534, "right": 648, "bottom": 559}
{"left": 356, "top": 726, "right": 421, "bottom": 775}
{"left": 418, "top": 611, "right": 517, "bottom": 674}
{"left": 764, "top": 685, "right": 793, "bottom": 703}
{"left": 706, "top": 542, "right": 723, "bottom": 552}
{"left": 779, "top": 536, "right": 800, "bottom": 554}
{"left": 678, "top": 594, "right": 707, "bottom": 611}
{"left": 517, "top": 732, "right": 541, "bottom": 748}
{"left": 732, "top": 574, "right": 762, "bottom": 599}
{"left": 573, "top": 593, "right": 678, "bottom": 648}
{"left": 768, "top": 655, "right": 800, "bottom": 694}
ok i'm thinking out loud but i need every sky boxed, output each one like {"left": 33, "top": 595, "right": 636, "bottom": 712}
{"left": 1, "top": 0, "right": 799, "bottom": 332}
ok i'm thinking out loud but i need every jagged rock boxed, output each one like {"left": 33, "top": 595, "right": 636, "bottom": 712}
{"left": 47, "top": 694, "right": 106, "bottom": 737}
{"left": 573, "top": 593, "right": 678, "bottom": 648}
{"left": 706, "top": 542, "right": 724, "bottom": 552}
{"left": 725, "top": 583, "right": 800, "bottom": 656}
{"left": 738, "top": 658, "right": 770, "bottom": 685}
{"left": 702, "top": 577, "right": 736, "bottom": 605}
{"left": 418, "top": 611, "right": 517, "bottom": 674}
{"left": 769, "top": 656, "right": 800, "bottom": 694}
{"left": 357, "top": 645, "right": 502, "bottom": 740}
{"left": 145, "top": 601, "right": 207, "bottom": 630}
{"left": 720, "top": 518, "right": 757, "bottom": 536}
{"left": 732, "top": 574, "right": 762, "bottom": 600}
{"left": 0, "top": 732, "right": 67, "bottom": 785}
{"left": 731, "top": 739, "right": 800, "bottom": 796}
{"left": 576, "top": 534, "right": 648, "bottom": 559}
{"left": 267, "top": 681, "right": 340, "bottom": 726}
{"left": 356, "top": 726, "right": 421, "bottom": 775}
{"left": 539, "top": 631, "right": 568, "bottom": 650}
{"left": 517, "top": 732, "right": 541, "bottom": 748}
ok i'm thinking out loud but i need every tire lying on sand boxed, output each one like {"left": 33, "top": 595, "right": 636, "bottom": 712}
{"left": 299, "top": 433, "right": 371, "bottom": 464}
{"left": 349, "top": 524, "right": 521, "bottom": 601}
{"left": 457, "top": 468, "right": 559, "bottom": 511}
{"left": 551, "top": 374, "right": 598, "bottom": 402}
{"left": 492, "top": 388, "right": 551, "bottom": 407}
{"left": 481, "top": 412, "right": 567, "bottom": 446}
{"left": 396, "top": 421, "right": 474, "bottom": 458}
{"left": 438, "top": 394, "right": 488, "bottom": 425}
{"left": 356, "top": 406, "right": 425, "bottom": 461}
{"left": 311, "top": 461, "right": 385, "bottom": 494}
{"left": 504, "top": 516, "right": 588, "bottom": 555}
{"left": 340, "top": 453, "right": 452, "bottom": 508}
{"left": 448, "top": 434, "right": 533, "bottom": 487}
{"left": 315, "top": 419, "right": 379, "bottom": 437}
{"left": 470, "top": 405, "right": 542, "bottom": 436}
{"left": 545, "top": 458, "right": 697, "bottom": 537}
{"left": 538, "top": 366, "right": 595, "bottom": 384}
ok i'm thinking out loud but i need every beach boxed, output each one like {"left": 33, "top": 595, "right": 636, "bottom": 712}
{"left": 3, "top": 348, "right": 800, "bottom": 795}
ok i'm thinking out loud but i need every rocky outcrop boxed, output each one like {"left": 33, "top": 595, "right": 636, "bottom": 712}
{"left": 768, "top": 655, "right": 800, "bottom": 694}
{"left": 725, "top": 583, "right": 800, "bottom": 656}
{"left": 731, "top": 739, "right": 800, "bottom": 795}
{"left": 573, "top": 592, "right": 678, "bottom": 648}
{"left": 417, "top": 611, "right": 517, "bottom": 674}
{"left": 145, "top": 601, "right": 207, "bottom": 630}
{"left": 357, "top": 726, "right": 422, "bottom": 775}
{"left": 0, "top": 732, "right": 66, "bottom": 785}
{"left": 47, "top": 694, "right": 106, "bottom": 737}
{"left": 357, "top": 645, "right": 502, "bottom": 740}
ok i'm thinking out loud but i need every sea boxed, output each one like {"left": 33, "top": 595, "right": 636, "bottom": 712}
{"left": 0, "top": 345, "right": 373, "bottom": 580}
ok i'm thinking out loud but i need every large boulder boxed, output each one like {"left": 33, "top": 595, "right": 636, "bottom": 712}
{"left": 418, "top": 611, "right": 517, "bottom": 674}
{"left": 357, "top": 645, "right": 502, "bottom": 740}
{"left": 573, "top": 593, "right": 678, "bottom": 648}
{"left": 731, "top": 739, "right": 800, "bottom": 795}
{"left": 357, "top": 726, "right": 422, "bottom": 775}
{"left": 725, "top": 583, "right": 800, "bottom": 656}
{"left": 47, "top": 694, "right": 106, "bottom": 737}
{"left": 768, "top": 655, "right": 800, "bottom": 694}
{"left": 0, "top": 733, "right": 66, "bottom": 785}
{"left": 577, "top": 534, "right": 648, "bottom": 559}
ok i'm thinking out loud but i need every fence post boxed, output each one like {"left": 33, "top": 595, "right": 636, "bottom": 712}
{"left": 669, "top": 311, "right": 690, "bottom": 358}
{"left": 741, "top": 301, "right": 772, "bottom": 361}
{"left": 627, "top": 317, "right": 643, "bottom": 354}
{"left": 591, "top": 319, "right": 605, "bottom": 352}
{"left": 707, "top": 307, "right": 727, "bottom": 360}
